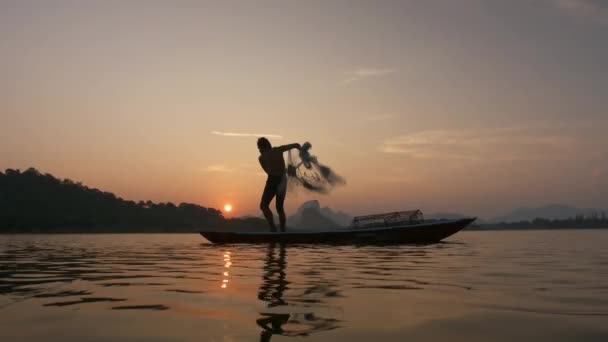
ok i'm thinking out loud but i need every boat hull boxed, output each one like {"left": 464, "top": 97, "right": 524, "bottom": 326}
{"left": 199, "top": 218, "right": 475, "bottom": 244}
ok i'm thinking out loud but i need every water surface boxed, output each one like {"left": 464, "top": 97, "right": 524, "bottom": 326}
{"left": 1, "top": 230, "right": 607, "bottom": 341}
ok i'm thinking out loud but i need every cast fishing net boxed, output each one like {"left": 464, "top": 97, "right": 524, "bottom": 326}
{"left": 287, "top": 142, "right": 346, "bottom": 194}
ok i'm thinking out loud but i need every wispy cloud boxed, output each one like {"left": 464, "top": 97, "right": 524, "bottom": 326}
{"left": 202, "top": 164, "right": 235, "bottom": 173}
{"left": 341, "top": 67, "right": 395, "bottom": 84}
{"left": 211, "top": 131, "right": 282, "bottom": 139}
{"left": 202, "top": 163, "right": 266, "bottom": 175}
{"left": 592, "top": 167, "right": 604, "bottom": 178}
{"left": 381, "top": 127, "right": 583, "bottom": 162}
{"left": 359, "top": 114, "right": 397, "bottom": 124}
{"left": 553, "top": 0, "right": 608, "bottom": 25}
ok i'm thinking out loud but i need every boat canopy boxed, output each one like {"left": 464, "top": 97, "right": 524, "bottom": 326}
{"left": 351, "top": 210, "right": 424, "bottom": 229}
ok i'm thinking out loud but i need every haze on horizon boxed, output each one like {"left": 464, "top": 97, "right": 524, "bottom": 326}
{"left": 1, "top": 0, "right": 607, "bottom": 219}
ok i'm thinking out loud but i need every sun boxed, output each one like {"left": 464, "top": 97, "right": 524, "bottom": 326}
{"left": 224, "top": 204, "right": 232, "bottom": 212}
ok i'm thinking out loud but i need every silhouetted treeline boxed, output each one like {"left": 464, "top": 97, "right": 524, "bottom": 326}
{"left": 0, "top": 168, "right": 267, "bottom": 233}
{"left": 473, "top": 214, "right": 608, "bottom": 230}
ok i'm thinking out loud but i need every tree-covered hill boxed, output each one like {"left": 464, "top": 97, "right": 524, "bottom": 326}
{"left": 0, "top": 168, "right": 266, "bottom": 233}
{"left": 472, "top": 214, "right": 608, "bottom": 230}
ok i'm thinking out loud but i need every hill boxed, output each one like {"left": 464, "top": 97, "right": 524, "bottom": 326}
{"left": 490, "top": 204, "right": 606, "bottom": 223}
{"left": 0, "top": 168, "right": 267, "bottom": 233}
{"left": 287, "top": 200, "right": 352, "bottom": 229}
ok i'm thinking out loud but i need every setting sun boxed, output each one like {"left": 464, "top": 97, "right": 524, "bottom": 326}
{"left": 224, "top": 204, "right": 232, "bottom": 213}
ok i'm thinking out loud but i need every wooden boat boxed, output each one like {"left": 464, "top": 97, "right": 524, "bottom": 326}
{"left": 200, "top": 210, "right": 476, "bottom": 244}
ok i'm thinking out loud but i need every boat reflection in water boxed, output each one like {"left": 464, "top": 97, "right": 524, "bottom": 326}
{"left": 255, "top": 243, "right": 341, "bottom": 341}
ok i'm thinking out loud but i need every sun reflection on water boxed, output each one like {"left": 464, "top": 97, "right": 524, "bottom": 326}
{"left": 221, "top": 251, "right": 232, "bottom": 289}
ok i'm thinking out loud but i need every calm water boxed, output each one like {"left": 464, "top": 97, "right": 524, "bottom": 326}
{"left": 1, "top": 230, "right": 607, "bottom": 341}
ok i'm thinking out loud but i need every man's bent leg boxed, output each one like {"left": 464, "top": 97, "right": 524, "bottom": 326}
{"left": 276, "top": 177, "right": 287, "bottom": 232}
{"left": 261, "top": 204, "right": 277, "bottom": 232}
{"left": 261, "top": 181, "right": 278, "bottom": 232}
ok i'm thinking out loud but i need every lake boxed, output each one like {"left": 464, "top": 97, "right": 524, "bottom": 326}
{"left": 1, "top": 230, "right": 607, "bottom": 341}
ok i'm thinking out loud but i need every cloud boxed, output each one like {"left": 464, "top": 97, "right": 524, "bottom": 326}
{"left": 553, "top": 0, "right": 608, "bottom": 25}
{"left": 202, "top": 163, "right": 267, "bottom": 175}
{"left": 202, "top": 165, "right": 235, "bottom": 173}
{"left": 381, "top": 127, "right": 582, "bottom": 162}
{"left": 592, "top": 167, "right": 603, "bottom": 178}
{"left": 359, "top": 114, "right": 397, "bottom": 124}
{"left": 341, "top": 67, "right": 395, "bottom": 84}
{"left": 211, "top": 131, "right": 282, "bottom": 139}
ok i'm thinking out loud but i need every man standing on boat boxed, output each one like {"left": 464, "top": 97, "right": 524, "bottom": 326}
{"left": 257, "top": 137, "right": 301, "bottom": 232}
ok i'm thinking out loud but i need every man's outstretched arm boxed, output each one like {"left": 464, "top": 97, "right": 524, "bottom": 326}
{"left": 276, "top": 143, "right": 301, "bottom": 152}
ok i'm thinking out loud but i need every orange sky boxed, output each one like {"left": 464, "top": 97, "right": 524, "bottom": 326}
{"left": 1, "top": 1, "right": 607, "bottom": 218}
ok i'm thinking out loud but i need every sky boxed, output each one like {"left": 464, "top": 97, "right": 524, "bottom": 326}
{"left": 1, "top": 0, "right": 607, "bottom": 219}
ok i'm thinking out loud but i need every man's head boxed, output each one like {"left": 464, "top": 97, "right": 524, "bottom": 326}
{"left": 257, "top": 137, "right": 272, "bottom": 153}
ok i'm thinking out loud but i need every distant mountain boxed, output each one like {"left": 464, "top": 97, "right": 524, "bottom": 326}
{"left": 426, "top": 212, "right": 468, "bottom": 220}
{"left": 287, "top": 200, "right": 352, "bottom": 230}
{"left": 320, "top": 206, "right": 353, "bottom": 227}
{"left": 490, "top": 204, "right": 606, "bottom": 223}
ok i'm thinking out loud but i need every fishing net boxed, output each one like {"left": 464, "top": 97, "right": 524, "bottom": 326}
{"left": 287, "top": 142, "right": 346, "bottom": 194}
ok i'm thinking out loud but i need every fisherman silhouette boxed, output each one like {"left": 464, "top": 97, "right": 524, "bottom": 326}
{"left": 257, "top": 137, "right": 301, "bottom": 232}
